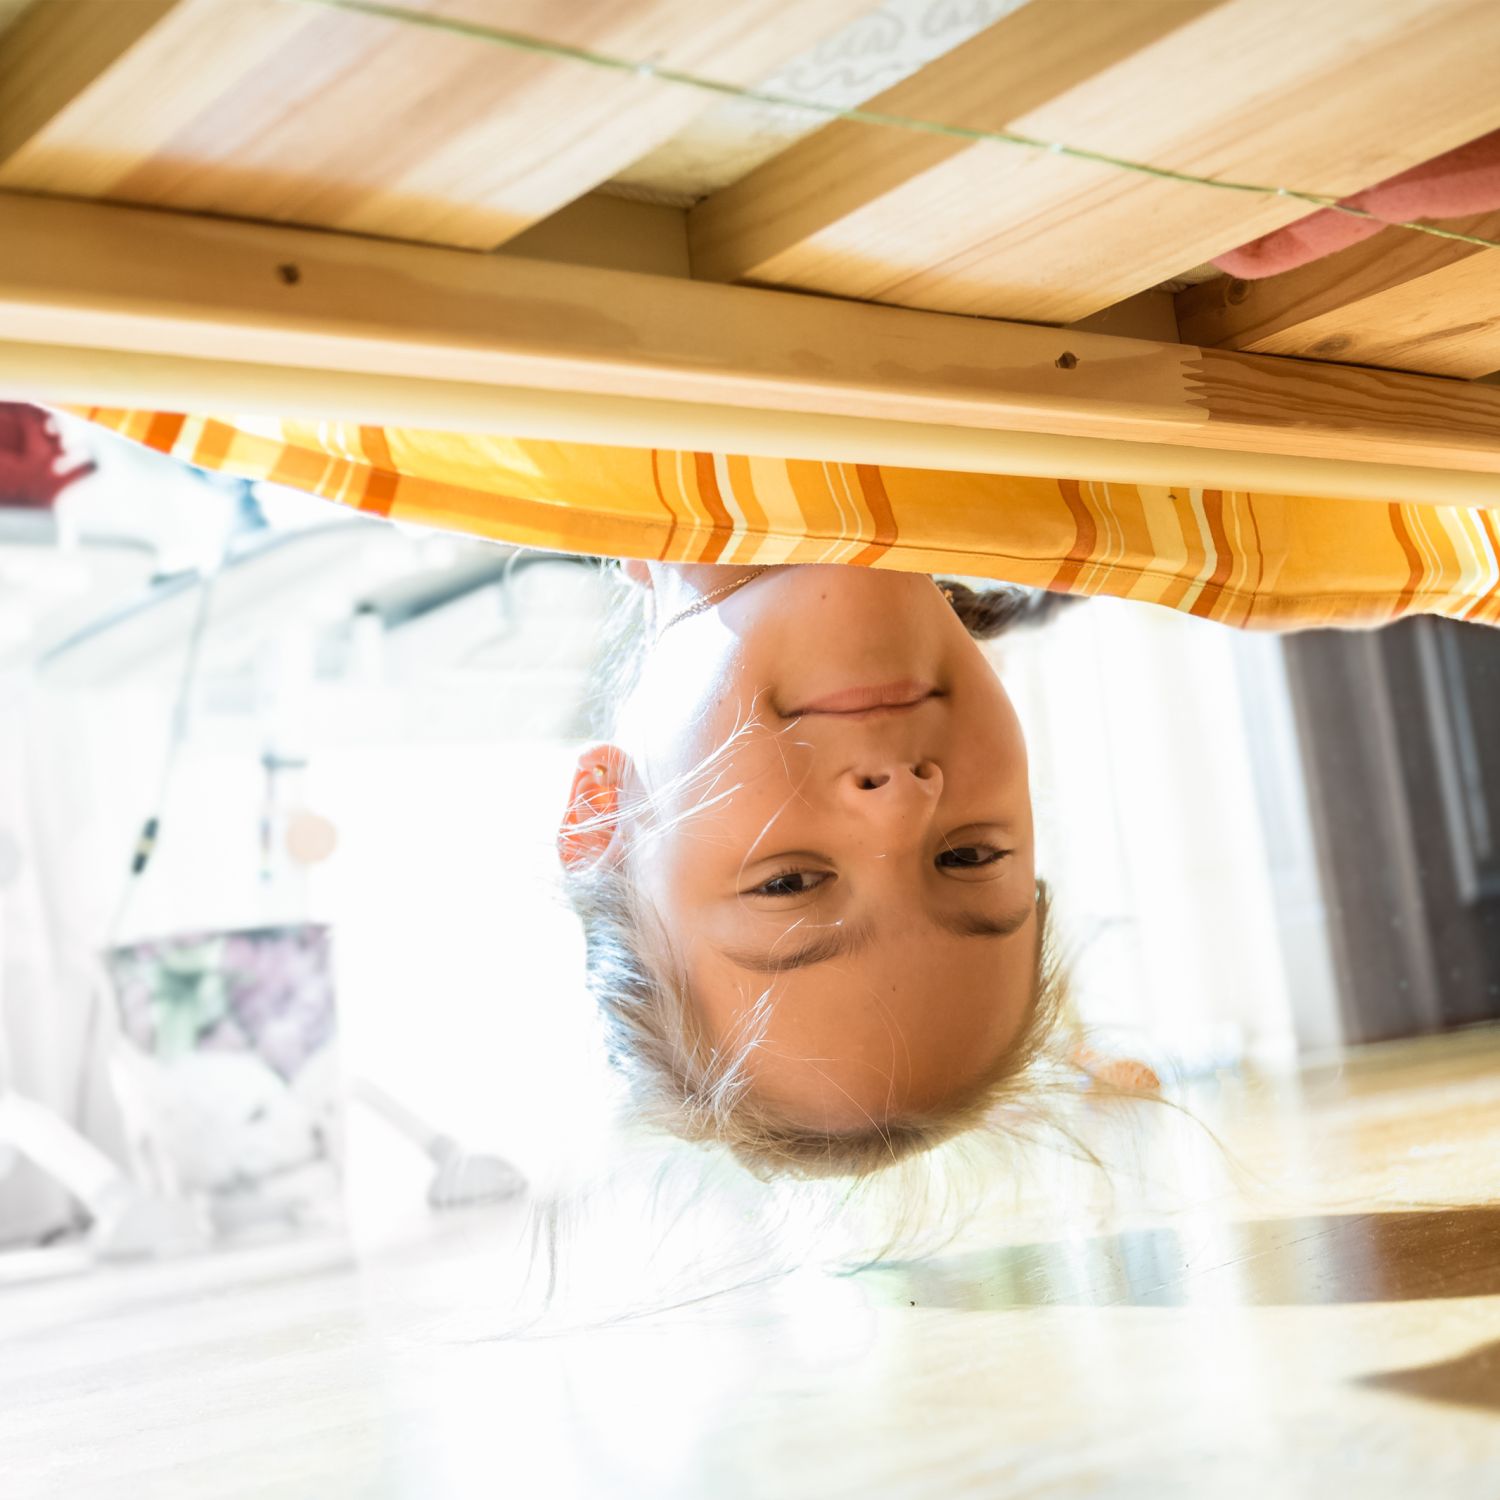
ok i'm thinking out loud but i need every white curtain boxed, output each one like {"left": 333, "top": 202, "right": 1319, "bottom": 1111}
{"left": 993, "top": 594, "right": 1342, "bottom": 1074}
{"left": 0, "top": 669, "right": 138, "bottom": 1243}
{"left": 0, "top": 431, "right": 235, "bottom": 1246}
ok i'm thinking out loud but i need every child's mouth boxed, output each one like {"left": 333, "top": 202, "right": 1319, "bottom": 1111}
{"left": 784, "top": 680, "right": 939, "bottom": 715}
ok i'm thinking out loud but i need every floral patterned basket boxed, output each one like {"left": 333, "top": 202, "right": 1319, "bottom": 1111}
{"left": 103, "top": 923, "right": 344, "bottom": 1239}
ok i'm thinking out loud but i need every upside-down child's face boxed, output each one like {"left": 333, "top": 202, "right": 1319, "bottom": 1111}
{"left": 562, "top": 564, "right": 1038, "bottom": 1134}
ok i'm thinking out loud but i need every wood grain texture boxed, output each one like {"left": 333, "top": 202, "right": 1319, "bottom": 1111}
{"left": 6, "top": 192, "right": 1500, "bottom": 477}
{"left": 0, "top": 0, "right": 871, "bottom": 248}
{"left": 0, "top": 0, "right": 35, "bottom": 38}
{"left": 689, "top": 0, "right": 1500, "bottom": 324}
{"left": 6, "top": 1030, "right": 1500, "bottom": 1499}
{"left": 0, "top": 0, "right": 178, "bottom": 166}
{"left": 16, "top": 341, "right": 1500, "bottom": 511}
{"left": 1177, "top": 213, "right": 1500, "bottom": 379}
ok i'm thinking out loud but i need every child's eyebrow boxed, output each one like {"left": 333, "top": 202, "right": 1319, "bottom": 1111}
{"left": 933, "top": 900, "right": 1037, "bottom": 940}
{"left": 719, "top": 920, "right": 874, "bottom": 973}
{"left": 720, "top": 898, "right": 1034, "bottom": 972}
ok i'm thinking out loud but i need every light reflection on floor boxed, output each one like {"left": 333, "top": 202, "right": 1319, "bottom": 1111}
{"left": 5, "top": 1028, "right": 1500, "bottom": 1499}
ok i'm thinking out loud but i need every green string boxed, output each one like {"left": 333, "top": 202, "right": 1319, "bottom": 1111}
{"left": 291, "top": 0, "right": 1500, "bottom": 259}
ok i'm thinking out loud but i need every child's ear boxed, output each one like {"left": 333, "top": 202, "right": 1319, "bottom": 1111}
{"left": 620, "top": 560, "right": 651, "bottom": 588}
{"left": 557, "top": 744, "right": 632, "bottom": 869}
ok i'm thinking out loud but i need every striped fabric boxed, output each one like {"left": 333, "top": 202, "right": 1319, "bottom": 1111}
{"left": 73, "top": 408, "right": 1500, "bottom": 631}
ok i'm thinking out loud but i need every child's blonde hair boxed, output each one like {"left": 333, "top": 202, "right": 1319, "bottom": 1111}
{"left": 564, "top": 566, "right": 1088, "bottom": 1180}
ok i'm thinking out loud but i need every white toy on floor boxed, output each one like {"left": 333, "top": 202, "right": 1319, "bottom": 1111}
{"left": 112, "top": 1044, "right": 343, "bottom": 1237}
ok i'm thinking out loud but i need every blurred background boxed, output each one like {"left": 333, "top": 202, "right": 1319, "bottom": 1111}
{"left": 2, "top": 402, "right": 1496, "bottom": 1260}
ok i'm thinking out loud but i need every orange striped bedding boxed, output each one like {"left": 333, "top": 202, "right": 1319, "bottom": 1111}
{"left": 71, "top": 408, "right": 1500, "bottom": 631}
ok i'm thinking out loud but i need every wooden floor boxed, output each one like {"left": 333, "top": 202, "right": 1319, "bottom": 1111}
{"left": 5, "top": 1029, "right": 1500, "bottom": 1499}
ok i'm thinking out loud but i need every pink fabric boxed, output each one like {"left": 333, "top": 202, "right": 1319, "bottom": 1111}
{"left": 1213, "top": 127, "right": 1500, "bottom": 279}
{"left": 0, "top": 403, "right": 95, "bottom": 508}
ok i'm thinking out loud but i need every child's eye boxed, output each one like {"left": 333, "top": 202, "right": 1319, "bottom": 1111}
{"left": 747, "top": 870, "right": 831, "bottom": 898}
{"left": 936, "top": 845, "right": 1008, "bottom": 869}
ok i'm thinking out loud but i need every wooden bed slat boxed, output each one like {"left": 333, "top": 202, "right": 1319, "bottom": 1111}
{"left": 689, "top": 0, "right": 1500, "bottom": 326}
{"left": 7, "top": 192, "right": 1500, "bottom": 480}
{"left": 1176, "top": 214, "right": 1500, "bottom": 379}
{"left": 0, "top": 0, "right": 870, "bottom": 249}
{"left": 0, "top": 0, "right": 177, "bottom": 169}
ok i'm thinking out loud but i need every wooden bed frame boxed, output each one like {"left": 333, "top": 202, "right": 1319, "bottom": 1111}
{"left": 2, "top": 0, "right": 1498, "bottom": 505}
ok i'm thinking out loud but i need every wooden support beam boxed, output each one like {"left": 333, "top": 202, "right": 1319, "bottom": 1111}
{"left": 1066, "top": 290, "right": 1180, "bottom": 345}
{"left": 688, "top": 0, "right": 1500, "bottom": 325}
{"left": 6, "top": 192, "right": 1500, "bottom": 486}
{"left": 0, "top": 0, "right": 869, "bottom": 249}
{"left": 497, "top": 193, "right": 690, "bottom": 280}
{"left": 16, "top": 340, "right": 1500, "bottom": 511}
{"left": 1176, "top": 213, "right": 1500, "bottom": 379}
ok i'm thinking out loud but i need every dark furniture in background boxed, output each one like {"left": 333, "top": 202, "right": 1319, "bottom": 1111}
{"left": 1285, "top": 616, "right": 1500, "bottom": 1043}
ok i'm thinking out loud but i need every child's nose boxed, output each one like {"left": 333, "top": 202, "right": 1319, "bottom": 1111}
{"left": 839, "top": 760, "right": 942, "bottom": 828}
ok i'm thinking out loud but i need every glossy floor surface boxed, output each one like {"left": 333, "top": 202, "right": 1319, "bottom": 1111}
{"left": 6, "top": 1029, "right": 1500, "bottom": 1498}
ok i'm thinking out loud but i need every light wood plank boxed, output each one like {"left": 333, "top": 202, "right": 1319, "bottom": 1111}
{"left": 689, "top": 0, "right": 1500, "bottom": 324}
{"left": 0, "top": 0, "right": 178, "bottom": 166}
{"left": 21, "top": 340, "right": 1500, "bottom": 510}
{"left": 0, "top": 0, "right": 871, "bottom": 249}
{"left": 6, "top": 193, "right": 1500, "bottom": 484}
{"left": 1176, "top": 213, "right": 1500, "bottom": 378}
